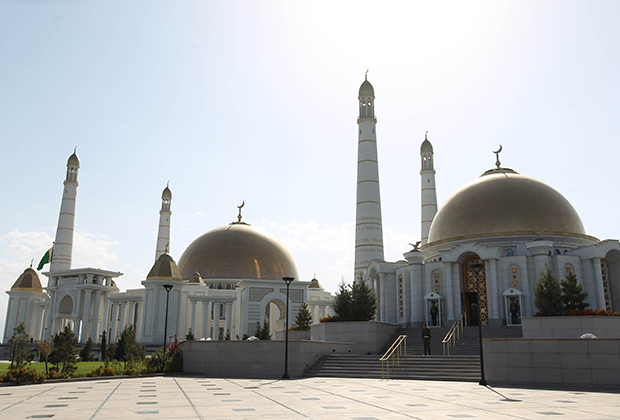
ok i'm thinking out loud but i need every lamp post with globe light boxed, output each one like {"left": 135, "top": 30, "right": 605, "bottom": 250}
{"left": 163, "top": 284, "right": 174, "bottom": 350}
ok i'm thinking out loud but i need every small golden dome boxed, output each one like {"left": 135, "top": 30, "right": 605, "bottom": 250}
{"left": 359, "top": 77, "right": 374, "bottom": 97}
{"left": 146, "top": 252, "right": 182, "bottom": 281}
{"left": 308, "top": 278, "right": 323, "bottom": 289}
{"left": 428, "top": 170, "right": 587, "bottom": 244}
{"left": 189, "top": 271, "right": 204, "bottom": 285}
{"left": 67, "top": 152, "right": 80, "bottom": 168}
{"left": 177, "top": 223, "right": 299, "bottom": 281}
{"left": 11, "top": 267, "right": 43, "bottom": 292}
{"left": 162, "top": 186, "right": 172, "bottom": 200}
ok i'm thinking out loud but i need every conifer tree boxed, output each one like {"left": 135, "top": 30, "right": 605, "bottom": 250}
{"left": 79, "top": 337, "right": 94, "bottom": 361}
{"left": 8, "top": 322, "right": 32, "bottom": 370}
{"left": 49, "top": 325, "right": 79, "bottom": 376}
{"left": 533, "top": 265, "right": 563, "bottom": 316}
{"left": 332, "top": 282, "right": 353, "bottom": 321}
{"left": 294, "top": 303, "right": 312, "bottom": 330}
{"left": 351, "top": 279, "right": 377, "bottom": 321}
{"left": 561, "top": 272, "right": 589, "bottom": 314}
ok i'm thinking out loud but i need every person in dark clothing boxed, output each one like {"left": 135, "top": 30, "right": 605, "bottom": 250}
{"left": 430, "top": 301, "right": 439, "bottom": 326}
{"left": 422, "top": 323, "right": 431, "bottom": 356}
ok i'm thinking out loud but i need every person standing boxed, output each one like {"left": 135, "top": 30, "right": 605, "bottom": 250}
{"left": 430, "top": 301, "right": 439, "bottom": 326}
{"left": 422, "top": 323, "right": 431, "bottom": 356}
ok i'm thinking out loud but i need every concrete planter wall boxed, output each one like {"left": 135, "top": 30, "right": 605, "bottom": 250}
{"left": 274, "top": 330, "right": 311, "bottom": 341}
{"left": 484, "top": 338, "right": 620, "bottom": 388}
{"left": 522, "top": 316, "right": 620, "bottom": 338}
{"left": 183, "top": 340, "right": 353, "bottom": 378}
{"left": 311, "top": 321, "right": 398, "bottom": 355}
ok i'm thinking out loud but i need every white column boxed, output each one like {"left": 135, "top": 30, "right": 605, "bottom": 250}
{"left": 118, "top": 302, "right": 127, "bottom": 333}
{"left": 225, "top": 303, "right": 232, "bottom": 338}
{"left": 379, "top": 274, "right": 386, "bottom": 321}
{"left": 451, "top": 263, "right": 460, "bottom": 321}
{"left": 91, "top": 291, "right": 101, "bottom": 341}
{"left": 109, "top": 303, "right": 119, "bottom": 340}
{"left": 101, "top": 293, "right": 110, "bottom": 339}
{"left": 135, "top": 301, "right": 144, "bottom": 342}
{"left": 520, "top": 263, "right": 531, "bottom": 317}
{"left": 445, "top": 262, "right": 455, "bottom": 321}
{"left": 80, "top": 289, "right": 92, "bottom": 344}
{"left": 202, "top": 301, "right": 209, "bottom": 339}
{"left": 373, "top": 277, "right": 379, "bottom": 321}
{"left": 592, "top": 258, "right": 606, "bottom": 309}
{"left": 190, "top": 301, "right": 197, "bottom": 335}
{"left": 128, "top": 302, "right": 136, "bottom": 327}
{"left": 213, "top": 302, "right": 221, "bottom": 340}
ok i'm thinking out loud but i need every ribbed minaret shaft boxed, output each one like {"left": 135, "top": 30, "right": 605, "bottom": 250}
{"left": 50, "top": 151, "right": 80, "bottom": 272}
{"left": 155, "top": 184, "right": 172, "bottom": 261}
{"left": 420, "top": 134, "right": 438, "bottom": 245}
{"left": 354, "top": 76, "right": 384, "bottom": 280}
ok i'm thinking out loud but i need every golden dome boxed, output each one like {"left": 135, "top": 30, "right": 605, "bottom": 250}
{"left": 11, "top": 267, "right": 43, "bottom": 292}
{"left": 427, "top": 169, "right": 587, "bottom": 244}
{"left": 359, "top": 76, "right": 374, "bottom": 97}
{"left": 146, "top": 252, "right": 182, "bottom": 281}
{"left": 177, "top": 223, "right": 299, "bottom": 281}
{"left": 162, "top": 186, "right": 172, "bottom": 200}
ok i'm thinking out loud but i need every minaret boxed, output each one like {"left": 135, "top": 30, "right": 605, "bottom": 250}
{"left": 420, "top": 133, "right": 438, "bottom": 245}
{"left": 354, "top": 75, "right": 384, "bottom": 280}
{"left": 50, "top": 150, "right": 80, "bottom": 272}
{"left": 155, "top": 183, "right": 172, "bottom": 261}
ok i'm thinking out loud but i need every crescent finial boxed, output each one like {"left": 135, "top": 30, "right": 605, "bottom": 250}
{"left": 237, "top": 201, "right": 245, "bottom": 223}
{"left": 493, "top": 144, "right": 503, "bottom": 168}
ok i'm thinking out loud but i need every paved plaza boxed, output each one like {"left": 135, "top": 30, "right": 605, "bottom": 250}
{"left": 0, "top": 376, "right": 619, "bottom": 420}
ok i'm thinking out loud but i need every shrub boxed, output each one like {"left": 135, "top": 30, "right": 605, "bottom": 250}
{"left": 80, "top": 337, "right": 95, "bottom": 361}
{"left": 86, "top": 366, "right": 116, "bottom": 377}
{"left": 0, "top": 367, "right": 45, "bottom": 384}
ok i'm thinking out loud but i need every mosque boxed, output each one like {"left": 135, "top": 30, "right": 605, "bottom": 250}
{"left": 4, "top": 75, "right": 620, "bottom": 347}
{"left": 2, "top": 153, "right": 334, "bottom": 345}
{"left": 354, "top": 76, "right": 620, "bottom": 328}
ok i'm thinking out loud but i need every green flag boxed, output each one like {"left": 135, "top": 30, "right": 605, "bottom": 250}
{"left": 37, "top": 247, "right": 53, "bottom": 270}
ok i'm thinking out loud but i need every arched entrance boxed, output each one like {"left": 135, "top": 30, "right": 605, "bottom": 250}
{"left": 462, "top": 255, "right": 488, "bottom": 326}
{"left": 266, "top": 299, "right": 286, "bottom": 337}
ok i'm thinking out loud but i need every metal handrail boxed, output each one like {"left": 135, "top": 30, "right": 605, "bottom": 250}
{"left": 380, "top": 334, "right": 407, "bottom": 380}
{"left": 442, "top": 312, "right": 466, "bottom": 356}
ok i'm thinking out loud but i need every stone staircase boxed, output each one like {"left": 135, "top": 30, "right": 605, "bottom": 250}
{"left": 303, "top": 325, "right": 522, "bottom": 381}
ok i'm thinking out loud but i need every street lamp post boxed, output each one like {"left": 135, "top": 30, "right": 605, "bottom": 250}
{"left": 163, "top": 284, "right": 174, "bottom": 351}
{"left": 282, "top": 276, "right": 295, "bottom": 380}
{"left": 469, "top": 263, "right": 488, "bottom": 386}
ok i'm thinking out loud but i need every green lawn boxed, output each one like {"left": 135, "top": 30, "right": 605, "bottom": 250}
{"left": 0, "top": 361, "right": 105, "bottom": 376}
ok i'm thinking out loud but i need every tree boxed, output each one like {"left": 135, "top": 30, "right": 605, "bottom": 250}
{"left": 100, "top": 331, "right": 107, "bottom": 362}
{"left": 255, "top": 320, "right": 271, "bottom": 340}
{"left": 294, "top": 303, "right": 312, "bottom": 330}
{"left": 185, "top": 328, "right": 195, "bottom": 341}
{"left": 38, "top": 341, "right": 53, "bottom": 374}
{"left": 351, "top": 280, "right": 377, "bottom": 321}
{"left": 113, "top": 325, "right": 145, "bottom": 368}
{"left": 533, "top": 265, "right": 563, "bottom": 316}
{"left": 80, "top": 337, "right": 95, "bottom": 361}
{"left": 49, "top": 325, "right": 79, "bottom": 376}
{"left": 561, "top": 272, "right": 589, "bottom": 314}
{"left": 332, "top": 282, "right": 353, "bottom": 321}
{"left": 8, "top": 322, "right": 32, "bottom": 370}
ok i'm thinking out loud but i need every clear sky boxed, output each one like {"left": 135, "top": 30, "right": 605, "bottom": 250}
{"left": 2, "top": 1, "right": 620, "bottom": 339}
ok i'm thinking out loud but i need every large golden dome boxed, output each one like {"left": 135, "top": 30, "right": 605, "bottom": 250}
{"left": 177, "top": 223, "right": 299, "bottom": 281}
{"left": 427, "top": 168, "right": 587, "bottom": 244}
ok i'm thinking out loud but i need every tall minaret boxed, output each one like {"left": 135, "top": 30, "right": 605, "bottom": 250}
{"left": 420, "top": 133, "right": 438, "bottom": 245}
{"left": 50, "top": 150, "right": 80, "bottom": 272}
{"left": 354, "top": 75, "right": 384, "bottom": 280}
{"left": 155, "top": 183, "right": 172, "bottom": 261}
